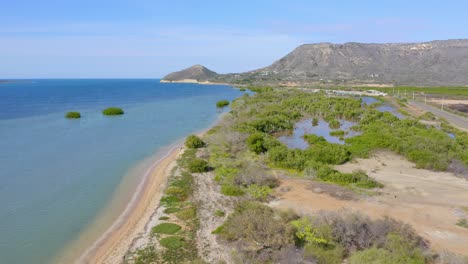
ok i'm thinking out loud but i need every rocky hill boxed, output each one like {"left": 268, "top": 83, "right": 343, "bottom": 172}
{"left": 161, "top": 65, "right": 219, "bottom": 83}
{"left": 162, "top": 39, "right": 468, "bottom": 86}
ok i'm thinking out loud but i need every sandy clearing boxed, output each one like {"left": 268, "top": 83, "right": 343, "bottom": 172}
{"left": 270, "top": 151, "right": 468, "bottom": 255}
{"left": 77, "top": 145, "right": 182, "bottom": 264}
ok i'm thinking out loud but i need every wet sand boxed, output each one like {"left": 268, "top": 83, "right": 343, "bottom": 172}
{"left": 76, "top": 144, "right": 183, "bottom": 263}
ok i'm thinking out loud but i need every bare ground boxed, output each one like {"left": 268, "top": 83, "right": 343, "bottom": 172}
{"left": 193, "top": 171, "right": 237, "bottom": 264}
{"left": 269, "top": 151, "right": 468, "bottom": 255}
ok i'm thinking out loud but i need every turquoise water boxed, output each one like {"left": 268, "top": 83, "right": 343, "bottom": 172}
{"left": 0, "top": 79, "right": 242, "bottom": 264}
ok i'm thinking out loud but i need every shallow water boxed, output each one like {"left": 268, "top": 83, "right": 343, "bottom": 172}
{"left": 0, "top": 79, "right": 242, "bottom": 264}
{"left": 278, "top": 119, "right": 359, "bottom": 149}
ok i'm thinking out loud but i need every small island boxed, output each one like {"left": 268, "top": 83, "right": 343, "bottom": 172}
{"left": 102, "top": 107, "right": 124, "bottom": 116}
{"left": 65, "top": 111, "right": 81, "bottom": 119}
{"left": 216, "top": 100, "right": 229, "bottom": 108}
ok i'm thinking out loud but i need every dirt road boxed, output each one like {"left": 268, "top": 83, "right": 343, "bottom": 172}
{"left": 270, "top": 151, "right": 468, "bottom": 255}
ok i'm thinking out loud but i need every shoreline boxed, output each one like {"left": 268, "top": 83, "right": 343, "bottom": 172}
{"left": 68, "top": 119, "right": 224, "bottom": 263}
{"left": 75, "top": 143, "right": 183, "bottom": 263}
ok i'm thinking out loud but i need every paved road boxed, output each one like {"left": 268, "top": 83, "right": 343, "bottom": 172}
{"left": 409, "top": 100, "right": 468, "bottom": 131}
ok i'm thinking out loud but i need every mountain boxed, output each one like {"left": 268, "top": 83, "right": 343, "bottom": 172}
{"left": 162, "top": 39, "right": 468, "bottom": 86}
{"left": 161, "top": 65, "right": 219, "bottom": 82}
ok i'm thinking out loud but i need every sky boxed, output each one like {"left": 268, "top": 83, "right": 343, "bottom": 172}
{"left": 1, "top": 0, "right": 468, "bottom": 78}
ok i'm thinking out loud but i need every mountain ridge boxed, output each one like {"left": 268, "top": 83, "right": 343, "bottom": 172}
{"left": 162, "top": 39, "right": 468, "bottom": 86}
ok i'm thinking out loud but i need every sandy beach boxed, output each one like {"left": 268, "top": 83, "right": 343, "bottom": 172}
{"left": 77, "top": 144, "right": 183, "bottom": 264}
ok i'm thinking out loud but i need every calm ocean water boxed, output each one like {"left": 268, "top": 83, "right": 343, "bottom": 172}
{"left": 0, "top": 79, "right": 243, "bottom": 264}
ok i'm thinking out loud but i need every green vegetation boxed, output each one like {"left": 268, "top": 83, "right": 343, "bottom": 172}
{"left": 214, "top": 210, "right": 225, "bottom": 217}
{"left": 312, "top": 117, "right": 319, "bottom": 126}
{"left": 65, "top": 111, "right": 81, "bottom": 119}
{"left": 185, "top": 134, "right": 205, "bottom": 148}
{"left": 329, "top": 130, "right": 346, "bottom": 137}
{"left": 216, "top": 99, "right": 230, "bottom": 108}
{"left": 159, "top": 236, "right": 186, "bottom": 249}
{"left": 419, "top": 112, "right": 437, "bottom": 121}
{"left": 187, "top": 158, "right": 209, "bottom": 173}
{"left": 102, "top": 107, "right": 124, "bottom": 115}
{"left": 239, "top": 87, "right": 246, "bottom": 91}
{"left": 456, "top": 218, "right": 468, "bottom": 229}
{"left": 213, "top": 202, "right": 429, "bottom": 263}
{"left": 151, "top": 223, "right": 181, "bottom": 235}
{"left": 128, "top": 141, "right": 203, "bottom": 263}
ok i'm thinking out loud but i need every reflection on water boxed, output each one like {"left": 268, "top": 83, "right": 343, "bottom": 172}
{"left": 361, "top": 96, "right": 403, "bottom": 119}
{"left": 361, "top": 96, "right": 380, "bottom": 106}
{"left": 278, "top": 119, "right": 359, "bottom": 149}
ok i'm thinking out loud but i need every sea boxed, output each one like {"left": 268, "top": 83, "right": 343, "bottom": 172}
{"left": 0, "top": 79, "right": 243, "bottom": 264}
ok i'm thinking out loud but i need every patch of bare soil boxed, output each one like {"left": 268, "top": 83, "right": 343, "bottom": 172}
{"left": 193, "top": 171, "right": 237, "bottom": 263}
{"left": 270, "top": 151, "right": 468, "bottom": 255}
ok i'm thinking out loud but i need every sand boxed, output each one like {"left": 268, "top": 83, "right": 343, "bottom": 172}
{"left": 76, "top": 144, "right": 183, "bottom": 264}
{"left": 270, "top": 151, "right": 468, "bottom": 255}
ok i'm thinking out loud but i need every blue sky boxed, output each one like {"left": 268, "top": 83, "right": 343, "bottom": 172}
{"left": 1, "top": 0, "right": 468, "bottom": 78}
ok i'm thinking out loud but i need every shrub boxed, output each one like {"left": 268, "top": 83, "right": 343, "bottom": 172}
{"left": 218, "top": 202, "right": 294, "bottom": 251}
{"left": 214, "top": 210, "right": 225, "bottom": 217}
{"left": 312, "top": 117, "right": 319, "bottom": 126}
{"left": 304, "top": 134, "right": 326, "bottom": 145}
{"left": 159, "top": 216, "right": 170, "bottom": 220}
{"left": 304, "top": 243, "right": 344, "bottom": 264}
{"left": 246, "top": 132, "right": 281, "bottom": 154}
{"left": 328, "top": 119, "right": 341, "bottom": 129}
{"left": 221, "top": 184, "right": 244, "bottom": 196}
{"left": 151, "top": 223, "right": 182, "bottom": 234}
{"left": 131, "top": 245, "right": 157, "bottom": 264}
{"left": 65, "top": 111, "right": 81, "bottom": 118}
{"left": 163, "top": 207, "right": 181, "bottom": 214}
{"left": 216, "top": 100, "right": 230, "bottom": 108}
{"left": 456, "top": 218, "right": 468, "bottom": 228}
{"left": 240, "top": 88, "right": 246, "bottom": 91}
{"left": 185, "top": 135, "right": 205, "bottom": 148}
{"left": 160, "top": 236, "right": 186, "bottom": 249}
{"left": 175, "top": 207, "right": 196, "bottom": 221}
{"left": 329, "top": 130, "right": 346, "bottom": 137}
{"left": 245, "top": 184, "right": 272, "bottom": 201}
{"left": 102, "top": 107, "right": 124, "bottom": 115}
{"left": 187, "top": 158, "right": 209, "bottom": 173}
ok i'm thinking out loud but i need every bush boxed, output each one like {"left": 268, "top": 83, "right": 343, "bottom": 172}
{"left": 304, "top": 243, "right": 344, "bottom": 264}
{"left": 160, "top": 236, "right": 186, "bottom": 249}
{"left": 185, "top": 135, "right": 205, "bottom": 148}
{"left": 221, "top": 184, "right": 244, "bottom": 196}
{"left": 216, "top": 100, "right": 230, "bottom": 108}
{"left": 187, "top": 158, "right": 209, "bottom": 173}
{"left": 65, "top": 111, "right": 81, "bottom": 118}
{"left": 240, "top": 88, "right": 246, "bottom": 91}
{"left": 245, "top": 184, "right": 272, "bottom": 201}
{"left": 246, "top": 132, "right": 281, "bottom": 154}
{"left": 328, "top": 119, "right": 341, "bottom": 129}
{"left": 151, "top": 223, "right": 182, "bottom": 234}
{"left": 217, "top": 202, "right": 294, "bottom": 252}
{"left": 456, "top": 218, "right": 468, "bottom": 228}
{"left": 312, "top": 117, "right": 319, "bottom": 126}
{"left": 329, "top": 130, "right": 346, "bottom": 137}
{"left": 102, "top": 107, "right": 124, "bottom": 115}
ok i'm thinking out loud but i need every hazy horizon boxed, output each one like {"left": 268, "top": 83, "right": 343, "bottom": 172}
{"left": 2, "top": 0, "right": 468, "bottom": 78}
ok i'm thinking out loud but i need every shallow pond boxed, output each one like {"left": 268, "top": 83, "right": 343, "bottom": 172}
{"left": 278, "top": 118, "right": 359, "bottom": 149}
{"left": 361, "top": 96, "right": 403, "bottom": 119}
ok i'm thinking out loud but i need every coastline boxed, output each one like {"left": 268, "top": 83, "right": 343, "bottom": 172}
{"left": 77, "top": 143, "right": 183, "bottom": 263}
{"left": 67, "top": 117, "right": 226, "bottom": 264}
{"left": 160, "top": 79, "right": 244, "bottom": 87}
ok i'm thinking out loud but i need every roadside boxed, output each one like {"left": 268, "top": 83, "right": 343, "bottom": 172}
{"left": 408, "top": 100, "right": 468, "bottom": 131}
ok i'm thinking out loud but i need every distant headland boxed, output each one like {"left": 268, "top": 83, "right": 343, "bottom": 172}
{"left": 161, "top": 39, "right": 468, "bottom": 87}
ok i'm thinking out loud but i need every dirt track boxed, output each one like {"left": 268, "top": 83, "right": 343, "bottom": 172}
{"left": 270, "top": 151, "right": 468, "bottom": 255}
